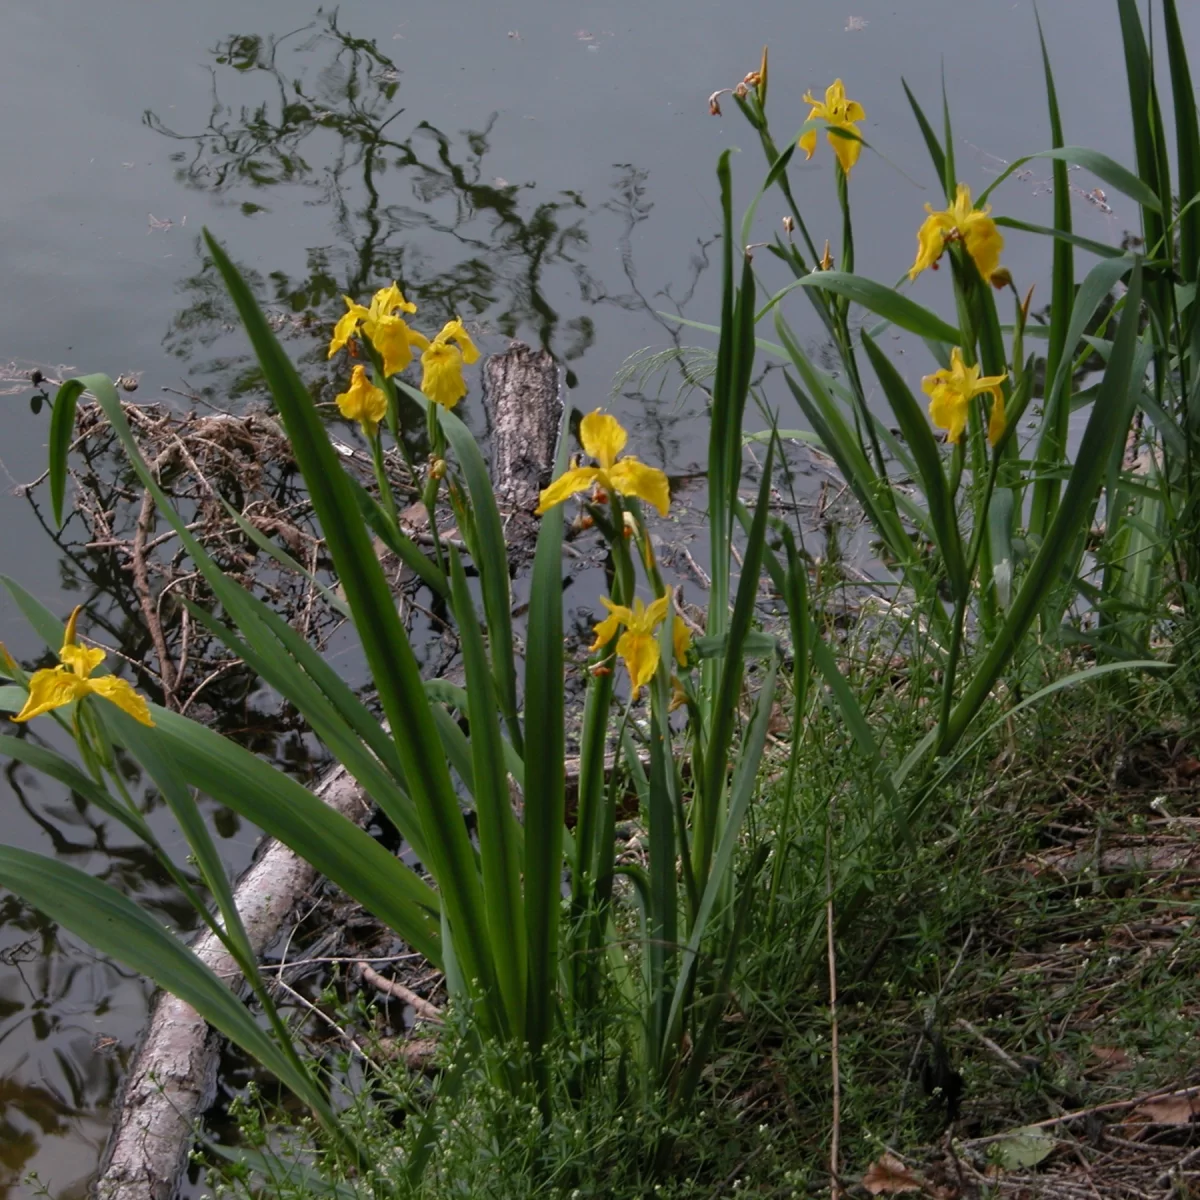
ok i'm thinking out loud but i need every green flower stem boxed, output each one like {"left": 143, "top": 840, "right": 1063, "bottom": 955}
{"left": 423, "top": 399, "right": 448, "bottom": 575}
{"left": 369, "top": 430, "right": 400, "bottom": 534}
{"left": 936, "top": 596, "right": 967, "bottom": 754}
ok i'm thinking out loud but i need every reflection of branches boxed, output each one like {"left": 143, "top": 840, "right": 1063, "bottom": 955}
{"left": 144, "top": 10, "right": 607, "bottom": 395}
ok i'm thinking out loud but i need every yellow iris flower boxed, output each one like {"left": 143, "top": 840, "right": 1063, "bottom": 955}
{"left": 411, "top": 317, "right": 480, "bottom": 409}
{"left": 327, "top": 283, "right": 423, "bottom": 377}
{"left": 328, "top": 296, "right": 370, "bottom": 358}
{"left": 921, "top": 347, "right": 1008, "bottom": 446}
{"left": 536, "top": 410, "right": 670, "bottom": 517}
{"left": 591, "top": 595, "right": 671, "bottom": 693}
{"left": 12, "top": 607, "right": 153, "bottom": 726}
{"left": 909, "top": 184, "right": 1005, "bottom": 283}
{"left": 673, "top": 616, "right": 693, "bottom": 667}
{"left": 335, "top": 365, "right": 388, "bottom": 438}
{"left": 798, "top": 79, "right": 865, "bottom": 177}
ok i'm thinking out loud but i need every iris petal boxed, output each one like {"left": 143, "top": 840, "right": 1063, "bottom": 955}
{"left": 607, "top": 458, "right": 670, "bottom": 517}
{"left": 89, "top": 676, "right": 155, "bottom": 726}
{"left": 535, "top": 466, "right": 602, "bottom": 515}
{"left": 579, "top": 411, "right": 627, "bottom": 470}
{"left": 617, "top": 630, "right": 660, "bottom": 693}
{"left": 12, "top": 668, "right": 85, "bottom": 723}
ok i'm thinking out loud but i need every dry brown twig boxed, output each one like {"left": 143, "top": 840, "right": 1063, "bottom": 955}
{"left": 357, "top": 961, "right": 444, "bottom": 1024}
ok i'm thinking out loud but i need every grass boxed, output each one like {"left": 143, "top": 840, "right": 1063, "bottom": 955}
{"left": 196, "top": 605, "right": 1200, "bottom": 1199}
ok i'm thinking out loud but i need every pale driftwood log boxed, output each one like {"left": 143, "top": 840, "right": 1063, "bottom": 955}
{"left": 94, "top": 765, "right": 369, "bottom": 1200}
{"left": 94, "top": 343, "right": 560, "bottom": 1200}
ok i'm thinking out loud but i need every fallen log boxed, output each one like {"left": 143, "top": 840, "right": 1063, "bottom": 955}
{"left": 93, "top": 342, "right": 560, "bottom": 1200}
{"left": 94, "top": 765, "right": 369, "bottom": 1200}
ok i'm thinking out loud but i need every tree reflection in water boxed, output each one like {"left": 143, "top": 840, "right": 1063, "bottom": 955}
{"left": 144, "top": 12, "right": 610, "bottom": 399}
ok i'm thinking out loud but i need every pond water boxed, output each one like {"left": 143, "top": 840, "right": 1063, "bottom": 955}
{"left": 1, "top": 1, "right": 1196, "bottom": 1194}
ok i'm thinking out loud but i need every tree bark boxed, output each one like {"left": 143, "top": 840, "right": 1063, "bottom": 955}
{"left": 93, "top": 343, "right": 560, "bottom": 1200}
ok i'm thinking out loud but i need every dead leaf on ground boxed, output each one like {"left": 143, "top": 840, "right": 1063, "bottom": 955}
{"left": 1126, "top": 1091, "right": 1200, "bottom": 1125}
{"left": 863, "top": 1153, "right": 922, "bottom": 1195}
{"left": 1090, "top": 1044, "right": 1131, "bottom": 1068}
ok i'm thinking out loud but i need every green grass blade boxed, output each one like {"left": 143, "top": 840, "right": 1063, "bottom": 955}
{"left": 180, "top": 599, "right": 432, "bottom": 866}
{"left": 992, "top": 217, "right": 1126, "bottom": 261}
{"left": 1, "top": 575, "right": 67, "bottom": 651}
{"left": 0, "top": 847, "right": 334, "bottom": 1126}
{"left": 134, "top": 703, "right": 442, "bottom": 963}
{"left": 978, "top": 146, "right": 1162, "bottom": 214}
{"left": 218, "top": 498, "right": 351, "bottom": 619}
{"left": 797, "top": 272, "right": 961, "bottom": 344}
{"left": 1027, "top": 9, "right": 1077, "bottom": 542}
{"left": 1030, "top": 256, "right": 1134, "bottom": 537}
{"left": 108, "top": 709, "right": 257, "bottom": 972}
{"left": 448, "top": 547, "right": 525, "bottom": 1037}
{"left": 941, "top": 66, "right": 957, "bottom": 200}
{"left": 1117, "top": 0, "right": 1170, "bottom": 242}
{"left": 775, "top": 318, "right": 918, "bottom": 579}
{"left": 694, "top": 442, "right": 774, "bottom": 892}
{"left": 665, "top": 656, "right": 778, "bottom": 1059}
{"left": 522, "top": 433, "right": 567, "bottom": 1088}
{"left": 861, "top": 332, "right": 966, "bottom": 597}
{"left": 1164, "top": 0, "right": 1200, "bottom": 286}
{"left": 346, "top": 475, "right": 449, "bottom": 599}
{"left": 431, "top": 401, "right": 523, "bottom": 756}
{"left": 945, "top": 263, "right": 1146, "bottom": 748}
{"left": 48, "top": 379, "right": 85, "bottom": 529}
{"left": 901, "top": 78, "right": 946, "bottom": 188}
{"left": 707, "top": 150, "right": 739, "bottom": 663}
{"left": 0, "top": 735, "right": 155, "bottom": 844}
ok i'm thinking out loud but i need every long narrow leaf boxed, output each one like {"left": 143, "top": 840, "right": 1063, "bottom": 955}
{"left": 0, "top": 847, "right": 334, "bottom": 1126}
{"left": 204, "top": 235, "right": 498, "bottom": 1028}
{"left": 945, "top": 262, "right": 1146, "bottom": 747}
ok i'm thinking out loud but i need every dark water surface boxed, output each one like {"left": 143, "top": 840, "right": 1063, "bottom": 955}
{"left": 1, "top": 1, "right": 1195, "bottom": 1193}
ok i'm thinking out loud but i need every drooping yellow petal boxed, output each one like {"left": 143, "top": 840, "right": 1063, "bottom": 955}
{"left": 59, "top": 642, "right": 106, "bottom": 679}
{"left": 420, "top": 340, "right": 468, "bottom": 409}
{"left": 843, "top": 99, "right": 866, "bottom": 122}
{"left": 824, "top": 79, "right": 846, "bottom": 110}
{"left": 798, "top": 125, "right": 819, "bottom": 160}
{"left": 579, "top": 410, "right": 628, "bottom": 471}
{"left": 436, "top": 317, "right": 480, "bottom": 365}
{"left": 961, "top": 214, "right": 1005, "bottom": 282}
{"left": 924, "top": 377, "right": 969, "bottom": 444}
{"left": 987, "top": 389, "right": 1006, "bottom": 447}
{"left": 535, "top": 466, "right": 602, "bottom": 515}
{"left": 909, "top": 209, "right": 955, "bottom": 280}
{"left": 673, "top": 617, "right": 692, "bottom": 666}
{"left": 828, "top": 124, "right": 862, "bottom": 176}
{"left": 616, "top": 629, "right": 660, "bottom": 693}
{"left": 12, "top": 667, "right": 87, "bottom": 723}
{"left": 328, "top": 297, "right": 370, "bottom": 357}
{"left": 590, "top": 596, "right": 632, "bottom": 650}
{"left": 335, "top": 365, "right": 388, "bottom": 438}
{"left": 364, "top": 312, "right": 418, "bottom": 377}
{"left": 607, "top": 458, "right": 671, "bottom": 517}
{"left": 88, "top": 675, "right": 155, "bottom": 726}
